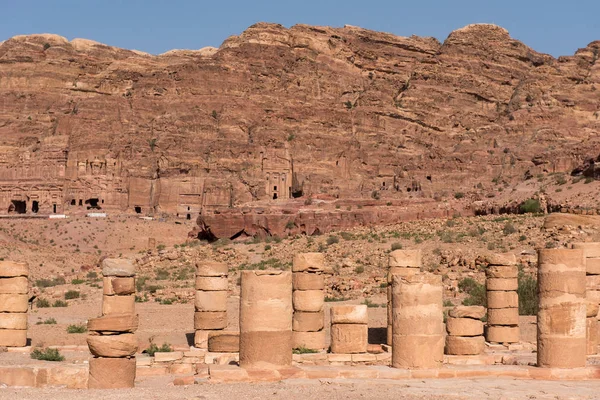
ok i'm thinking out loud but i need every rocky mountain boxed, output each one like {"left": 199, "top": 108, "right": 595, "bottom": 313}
{"left": 0, "top": 23, "right": 598, "bottom": 237}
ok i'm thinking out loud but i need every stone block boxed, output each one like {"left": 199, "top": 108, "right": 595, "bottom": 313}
{"left": 388, "top": 249, "right": 421, "bottom": 268}
{"left": 154, "top": 351, "right": 183, "bottom": 362}
{"left": 196, "top": 261, "right": 228, "bottom": 277}
{"left": 538, "top": 303, "right": 586, "bottom": 336}
{"left": 208, "top": 365, "right": 249, "bottom": 382}
{"left": 587, "top": 258, "right": 600, "bottom": 275}
{"left": 292, "top": 290, "right": 324, "bottom": 312}
{"left": 0, "top": 329, "right": 27, "bottom": 347}
{"left": 102, "top": 294, "right": 135, "bottom": 315}
{"left": 587, "top": 301, "right": 600, "bottom": 318}
{"left": 484, "top": 253, "right": 516, "bottom": 266}
{"left": 103, "top": 277, "right": 135, "bottom": 295}
{"left": 487, "top": 291, "right": 518, "bottom": 309}
{"left": 0, "top": 294, "right": 28, "bottom": 313}
{"left": 387, "top": 267, "right": 419, "bottom": 282}
{"left": 446, "top": 317, "right": 484, "bottom": 336}
{"left": 195, "top": 290, "right": 228, "bottom": 312}
{"left": 87, "top": 333, "right": 138, "bottom": 357}
{"left": 538, "top": 271, "right": 586, "bottom": 296}
{"left": 239, "top": 330, "right": 292, "bottom": 369}
{"left": 485, "top": 325, "right": 519, "bottom": 343}
{"left": 208, "top": 331, "right": 239, "bottom": 353}
{"left": 194, "top": 311, "right": 227, "bottom": 330}
{"left": 448, "top": 306, "right": 486, "bottom": 320}
{"left": 392, "top": 306, "right": 444, "bottom": 335}
{"left": 292, "top": 330, "right": 326, "bottom": 350}
{"left": 330, "top": 324, "right": 367, "bottom": 354}
{"left": 587, "top": 274, "right": 600, "bottom": 289}
{"left": 292, "top": 311, "right": 324, "bottom": 332}
{"left": 487, "top": 308, "right": 519, "bottom": 326}
{"left": 194, "top": 330, "right": 210, "bottom": 348}
{"left": 87, "top": 313, "right": 139, "bottom": 333}
{"left": 0, "top": 261, "right": 29, "bottom": 278}
{"left": 330, "top": 304, "right": 368, "bottom": 324}
{"left": 0, "top": 366, "right": 36, "bottom": 387}
{"left": 392, "top": 334, "right": 444, "bottom": 369}
{"left": 572, "top": 242, "right": 600, "bottom": 258}
{"left": 195, "top": 276, "right": 228, "bottom": 291}
{"left": 292, "top": 272, "right": 324, "bottom": 290}
{"left": 0, "top": 277, "right": 28, "bottom": 294}
{"left": 445, "top": 335, "right": 485, "bottom": 355}
{"left": 537, "top": 335, "right": 586, "bottom": 368}
{"left": 88, "top": 357, "right": 136, "bottom": 389}
{"left": 486, "top": 278, "right": 518, "bottom": 291}
{"left": 46, "top": 365, "right": 88, "bottom": 389}
{"left": 587, "top": 317, "right": 598, "bottom": 355}
{"left": 292, "top": 253, "right": 325, "bottom": 273}
{"left": 0, "top": 313, "right": 27, "bottom": 330}
{"left": 101, "top": 258, "right": 135, "bottom": 277}
{"left": 169, "top": 363, "right": 194, "bottom": 375}
{"left": 485, "top": 265, "right": 518, "bottom": 279}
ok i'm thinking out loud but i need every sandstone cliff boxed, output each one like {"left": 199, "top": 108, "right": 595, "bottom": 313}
{"left": 0, "top": 24, "right": 598, "bottom": 235}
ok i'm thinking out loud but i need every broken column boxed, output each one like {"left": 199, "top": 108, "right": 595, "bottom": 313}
{"left": 239, "top": 270, "right": 292, "bottom": 369}
{"left": 330, "top": 305, "right": 368, "bottom": 354}
{"left": 87, "top": 258, "right": 138, "bottom": 389}
{"left": 392, "top": 273, "right": 443, "bottom": 369}
{"left": 445, "top": 306, "right": 485, "bottom": 355}
{"left": 292, "top": 253, "right": 326, "bottom": 351}
{"left": 572, "top": 242, "right": 600, "bottom": 354}
{"left": 386, "top": 249, "right": 421, "bottom": 345}
{"left": 0, "top": 261, "right": 29, "bottom": 347}
{"left": 194, "top": 261, "right": 228, "bottom": 349}
{"left": 537, "top": 248, "right": 586, "bottom": 368}
{"left": 485, "top": 253, "right": 519, "bottom": 344}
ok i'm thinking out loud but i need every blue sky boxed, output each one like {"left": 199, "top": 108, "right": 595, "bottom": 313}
{"left": 1, "top": 0, "right": 598, "bottom": 57}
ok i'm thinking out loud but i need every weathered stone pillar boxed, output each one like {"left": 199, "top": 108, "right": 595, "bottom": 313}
{"left": 88, "top": 258, "right": 138, "bottom": 389}
{"left": 239, "top": 270, "right": 292, "bottom": 369}
{"left": 292, "top": 253, "right": 326, "bottom": 351}
{"left": 392, "top": 273, "right": 443, "bottom": 369}
{"left": 445, "top": 306, "right": 485, "bottom": 355}
{"left": 485, "top": 253, "right": 519, "bottom": 344}
{"left": 0, "top": 261, "right": 29, "bottom": 347}
{"left": 194, "top": 261, "right": 228, "bottom": 348}
{"left": 330, "top": 305, "right": 368, "bottom": 354}
{"left": 537, "top": 248, "right": 586, "bottom": 368}
{"left": 572, "top": 242, "right": 600, "bottom": 355}
{"left": 587, "top": 301, "right": 599, "bottom": 355}
{"left": 386, "top": 249, "right": 421, "bottom": 345}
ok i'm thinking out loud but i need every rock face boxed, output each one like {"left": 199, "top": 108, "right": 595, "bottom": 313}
{"left": 0, "top": 24, "right": 598, "bottom": 233}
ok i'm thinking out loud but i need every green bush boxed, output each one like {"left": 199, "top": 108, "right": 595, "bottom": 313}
{"left": 31, "top": 348, "right": 64, "bottom": 362}
{"left": 391, "top": 242, "right": 403, "bottom": 251}
{"left": 64, "top": 290, "right": 80, "bottom": 300}
{"left": 52, "top": 300, "right": 68, "bottom": 308}
{"left": 86, "top": 271, "right": 98, "bottom": 280}
{"left": 293, "top": 346, "right": 318, "bottom": 354}
{"left": 71, "top": 279, "right": 85, "bottom": 285}
{"left": 502, "top": 223, "right": 517, "bottom": 235}
{"left": 454, "top": 192, "right": 465, "bottom": 199}
{"left": 264, "top": 244, "right": 272, "bottom": 251}
{"left": 66, "top": 324, "right": 87, "bottom": 333}
{"left": 518, "top": 271, "right": 538, "bottom": 315}
{"left": 458, "top": 277, "right": 487, "bottom": 307}
{"left": 35, "top": 277, "right": 66, "bottom": 288}
{"left": 37, "top": 318, "right": 57, "bottom": 325}
{"left": 37, "top": 298, "right": 50, "bottom": 308}
{"left": 143, "top": 342, "right": 173, "bottom": 356}
{"left": 326, "top": 235, "right": 339, "bottom": 246}
{"left": 519, "top": 199, "right": 541, "bottom": 214}
{"left": 354, "top": 265, "right": 365, "bottom": 274}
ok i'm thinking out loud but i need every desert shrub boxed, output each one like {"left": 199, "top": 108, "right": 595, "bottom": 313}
{"left": 362, "top": 299, "right": 381, "bottom": 308}
{"left": 35, "top": 277, "right": 66, "bottom": 288}
{"left": 143, "top": 342, "right": 173, "bottom": 356}
{"left": 324, "top": 296, "right": 348, "bottom": 302}
{"left": 136, "top": 276, "right": 149, "bottom": 292}
{"left": 71, "top": 279, "right": 85, "bottom": 285}
{"left": 454, "top": 192, "right": 465, "bottom": 199}
{"left": 518, "top": 271, "right": 538, "bottom": 315}
{"left": 585, "top": 177, "right": 594, "bottom": 184}
{"left": 31, "top": 348, "right": 64, "bottom": 362}
{"left": 264, "top": 244, "right": 272, "bottom": 251}
{"left": 354, "top": 265, "right": 365, "bottom": 274}
{"left": 64, "top": 290, "right": 80, "bottom": 300}
{"left": 37, "top": 298, "right": 50, "bottom": 308}
{"left": 38, "top": 318, "right": 57, "bottom": 325}
{"left": 52, "top": 300, "right": 68, "bottom": 308}
{"left": 371, "top": 190, "right": 380, "bottom": 200}
{"left": 502, "top": 223, "right": 517, "bottom": 235}
{"left": 458, "top": 277, "right": 487, "bottom": 307}
{"left": 285, "top": 221, "right": 295, "bottom": 230}
{"left": 66, "top": 324, "right": 87, "bottom": 333}
{"left": 519, "top": 199, "right": 541, "bottom": 214}
{"left": 155, "top": 268, "right": 170, "bottom": 280}
{"left": 293, "top": 346, "right": 318, "bottom": 354}
{"left": 326, "top": 235, "right": 339, "bottom": 246}
{"left": 339, "top": 232, "right": 355, "bottom": 240}
{"left": 518, "top": 235, "right": 527, "bottom": 242}
{"left": 86, "top": 271, "right": 98, "bottom": 280}
{"left": 391, "top": 242, "right": 403, "bottom": 251}
{"left": 443, "top": 300, "right": 454, "bottom": 307}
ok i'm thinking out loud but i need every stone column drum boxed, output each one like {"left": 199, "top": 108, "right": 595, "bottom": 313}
{"left": 87, "top": 258, "right": 138, "bottom": 389}
{"left": 239, "top": 270, "right": 292, "bottom": 369}
{"left": 386, "top": 249, "right": 421, "bottom": 345}
{"left": 292, "top": 253, "right": 326, "bottom": 351}
{"left": 330, "top": 305, "right": 368, "bottom": 354}
{"left": 392, "top": 273, "right": 443, "bottom": 369}
{"left": 587, "top": 301, "right": 599, "bottom": 355}
{"left": 537, "top": 248, "right": 586, "bottom": 368}
{"left": 445, "top": 306, "right": 486, "bottom": 355}
{"left": 485, "top": 253, "right": 519, "bottom": 344}
{"left": 572, "top": 242, "right": 600, "bottom": 355}
{"left": 0, "top": 261, "right": 29, "bottom": 347}
{"left": 194, "top": 261, "right": 229, "bottom": 349}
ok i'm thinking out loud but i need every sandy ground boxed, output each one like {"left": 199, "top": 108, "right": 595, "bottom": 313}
{"left": 1, "top": 377, "right": 600, "bottom": 400}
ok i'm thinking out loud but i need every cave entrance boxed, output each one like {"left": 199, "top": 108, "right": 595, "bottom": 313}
{"left": 273, "top": 193, "right": 278, "bottom": 200}
{"left": 78, "top": 199, "right": 83, "bottom": 206}
{"left": 134, "top": 206, "right": 142, "bottom": 214}
{"left": 186, "top": 214, "right": 191, "bottom": 220}
{"left": 70, "top": 199, "right": 76, "bottom": 206}
{"left": 9, "top": 200, "right": 26, "bottom": 214}
{"left": 85, "top": 198, "right": 100, "bottom": 209}
{"left": 32, "top": 201, "right": 39, "bottom": 213}
{"left": 53, "top": 204, "right": 57, "bottom": 214}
